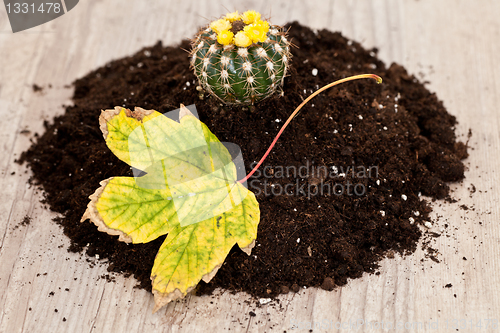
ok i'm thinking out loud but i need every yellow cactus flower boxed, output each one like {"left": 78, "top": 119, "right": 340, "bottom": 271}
{"left": 255, "top": 19, "right": 270, "bottom": 31}
{"left": 224, "top": 11, "right": 240, "bottom": 22}
{"left": 210, "top": 19, "right": 232, "bottom": 34}
{"left": 234, "top": 31, "right": 252, "bottom": 47}
{"left": 241, "top": 10, "right": 261, "bottom": 24}
{"left": 217, "top": 30, "right": 234, "bottom": 45}
{"left": 243, "top": 21, "right": 269, "bottom": 43}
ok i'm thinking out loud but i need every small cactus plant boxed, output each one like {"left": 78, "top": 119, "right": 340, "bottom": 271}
{"left": 190, "top": 10, "right": 292, "bottom": 105}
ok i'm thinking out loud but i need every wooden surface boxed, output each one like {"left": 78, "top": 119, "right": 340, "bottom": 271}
{"left": 1, "top": 0, "right": 500, "bottom": 332}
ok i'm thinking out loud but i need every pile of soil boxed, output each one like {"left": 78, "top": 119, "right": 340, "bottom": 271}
{"left": 19, "top": 22, "right": 467, "bottom": 298}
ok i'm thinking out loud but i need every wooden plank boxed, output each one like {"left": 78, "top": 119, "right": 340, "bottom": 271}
{"left": 0, "top": 0, "right": 499, "bottom": 332}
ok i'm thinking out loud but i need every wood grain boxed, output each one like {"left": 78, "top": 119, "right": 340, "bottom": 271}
{"left": 1, "top": 0, "right": 499, "bottom": 332}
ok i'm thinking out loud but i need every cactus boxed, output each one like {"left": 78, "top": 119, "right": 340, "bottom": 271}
{"left": 190, "top": 10, "right": 292, "bottom": 105}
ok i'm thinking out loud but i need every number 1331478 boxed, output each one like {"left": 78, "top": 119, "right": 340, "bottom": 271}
{"left": 6, "top": 2, "right": 61, "bottom": 14}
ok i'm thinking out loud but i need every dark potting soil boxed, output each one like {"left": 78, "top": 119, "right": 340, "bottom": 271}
{"left": 19, "top": 22, "right": 467, "bottom": 298}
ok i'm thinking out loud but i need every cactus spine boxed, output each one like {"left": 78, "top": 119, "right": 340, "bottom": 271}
{"left": 190, "top": 11, "right": 292, "bottom": 105}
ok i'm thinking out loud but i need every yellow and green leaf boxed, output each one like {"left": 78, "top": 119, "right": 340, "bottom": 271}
{"left": 81, "top": 105, "right": 260, "bottom": 312}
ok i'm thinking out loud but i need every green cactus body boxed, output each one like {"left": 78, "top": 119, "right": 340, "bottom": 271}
{"left": 191, "top": 26, "right": 291, "bottom": 105}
